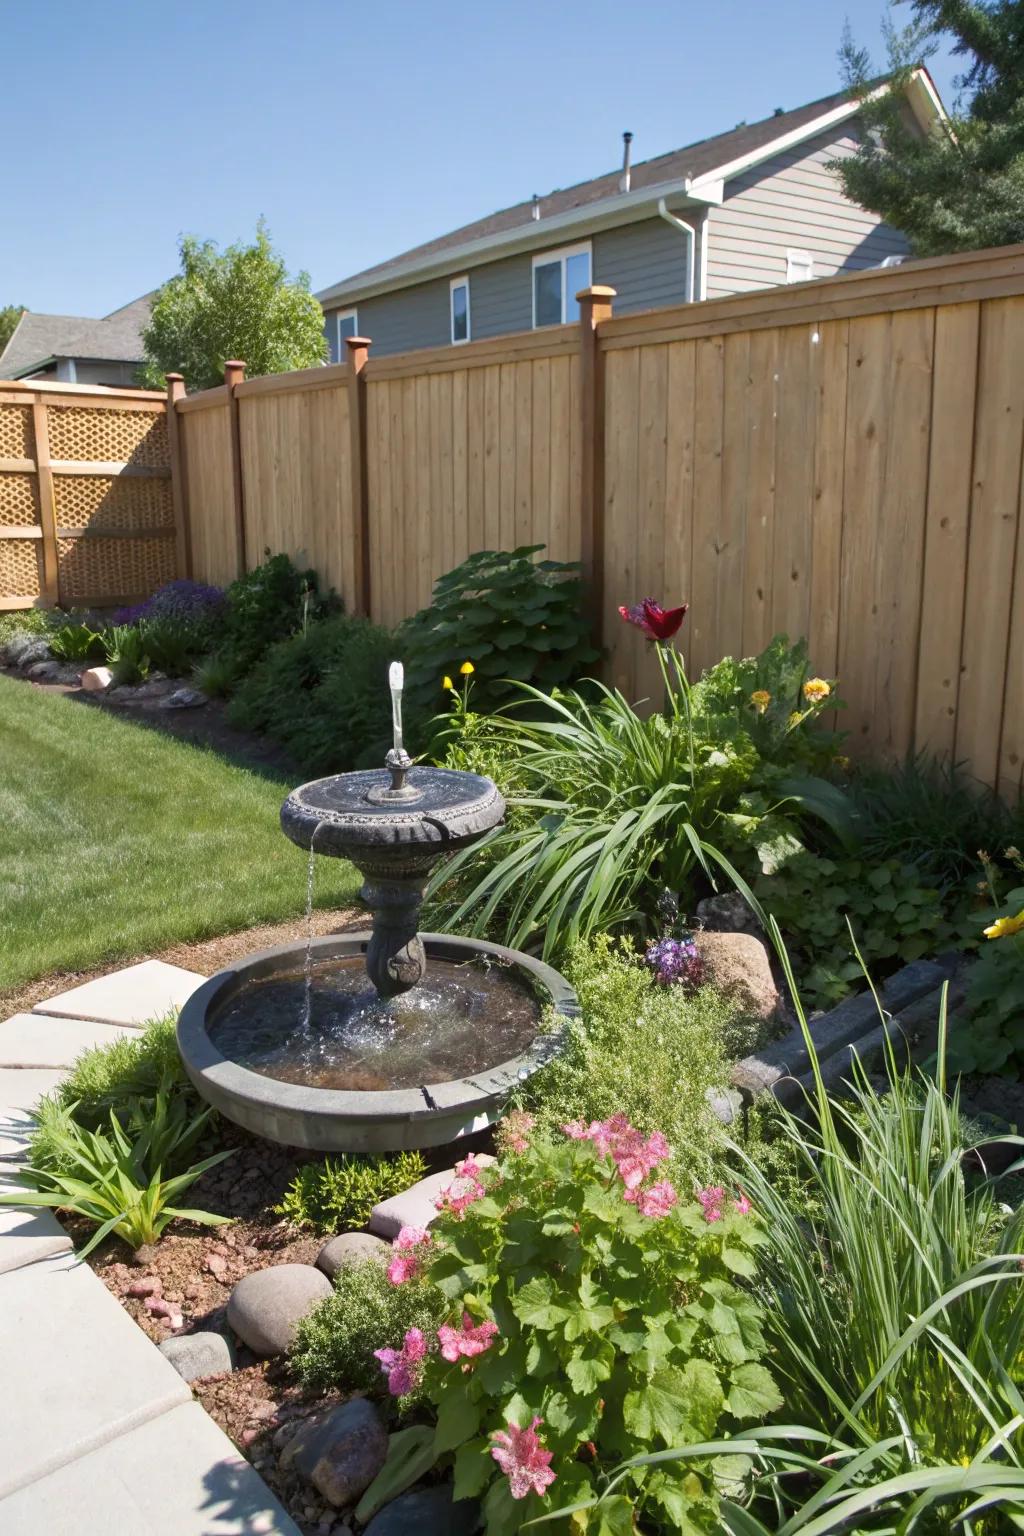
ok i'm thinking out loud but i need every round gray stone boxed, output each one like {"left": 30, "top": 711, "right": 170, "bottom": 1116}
{"left": 364, "top": 1485, "right": 479, "bottom": 1536}
{"left": 158, "top": 1329, "right": 235, "bottom": 1382}
{"left": 226, "top": 1263, "right": 332, "bottom": 1357}
{"left": 316, "top": 1231, "right": 390, "bottom": 1280}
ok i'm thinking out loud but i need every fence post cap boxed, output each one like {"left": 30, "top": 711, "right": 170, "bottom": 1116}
{"left": 224, "top": 359, "right": 246, "bottom": 370}
{"left": 576, "top": 285, "right": 617, "bottom": 302}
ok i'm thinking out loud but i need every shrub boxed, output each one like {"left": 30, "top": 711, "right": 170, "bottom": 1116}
{"left": 137, "top": 617, "right": 207, "bottom": 676}
{"left": 949, "top": 854, "right": 1024, "bottom": 1075}
{"left": 113, "top": 579, "right": 226, "bottom": 633}
{"left": 2, "top": 1091, "right": 232, "bottom": 1256}
{"left": 290, "top": 1259, "right": 446, "bottom": 1403}
{"left": 375, "top": 1124, "right": 779, "bottom": 1534}
{"left": 398, "top": 546, "right": 599, "bottom": 738}
{"left": 220, "top": 551, "right": 328, "bottom": 674}
{"left": 193, "top": 651, "right": 240, "bottom": 700}
{"left": 275, "top": 1150, "right": 428, "bottom": 1233}
{"left": 47, "top": 622, "right": 106, "bottom": 662}
{"left": 757, "top": 851, "right": 962, "bottom": 1010}
{"left": 518, "top": 935, "right": 739, "bottom": 1189}
{"left": 104, "top": 623, "right": 150, "bottom": 685}
{"left": 227, "top": 614, "right": 394, "bottom": 772}
{"left": 0, "top": 608, "right": 50, "bottom": 648}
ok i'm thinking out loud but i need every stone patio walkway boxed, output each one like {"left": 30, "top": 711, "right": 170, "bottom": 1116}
{"left": 0, "top": 960, "right": 300, "bottom": 1534}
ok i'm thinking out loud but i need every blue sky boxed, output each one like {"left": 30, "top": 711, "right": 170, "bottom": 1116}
{"left": 3, "top": 1, "right": 960, "bottom": 317}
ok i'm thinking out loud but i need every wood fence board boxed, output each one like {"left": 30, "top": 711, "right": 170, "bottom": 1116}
{"left": 740, "top": 326, "right": 778, "bottom": 656}
{"left": 808, "top": 319, "right": 849, "bottom": 681}
{"left": 689, "top": 334, "right": 725, "bottom": 681}
{"left": 634, "top": 343, "right": 669, "bottom": 703}
{"left": 531, "top": 356, "right": 550, "bottom": 551}
{"left": 664, "top": 341, "right": 697, "bottom": 675}
{"left": 771, "top": 324, "right": 814, "bottom": 647}
{"left": 514, "top": 361, "right": 533, "bottom": 548}
{"left": 603, "top": 347, "right": 641, "bottom": 694}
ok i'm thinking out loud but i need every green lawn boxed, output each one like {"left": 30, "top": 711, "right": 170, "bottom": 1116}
{"left": 0, "top": 676, "right": 360, "bottom": 992}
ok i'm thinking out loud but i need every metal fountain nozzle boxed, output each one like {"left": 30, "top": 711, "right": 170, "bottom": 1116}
{"left": 365, "top": 660, "right": 423, "bottom": 805}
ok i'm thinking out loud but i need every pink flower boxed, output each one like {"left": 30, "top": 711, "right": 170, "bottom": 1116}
{"left": 437, "top": 1311, "right": 499, "bottom": 1362}
{"left": 627, "top": 1179, "right": 678, "bottom": 1218}
{"left": 497, "top": 1110, "right": 534, "bottom": 1155}
{"left": 386, "top": 1225, "right": 429, "bottom": 1286}
{"left": 734, "top": 1195, "right": 752, "bottom": 1216}
{"left": 374, "top": 1327, "right": 427, "bottom": 1396}
{"left": 435, "top": 1162, "right": 487, "bottom": 1220}
{"left": 490, "top": 1417, "right": 557, "bottom": 1500}
{"left": 564, "top": 1115, "right": 671, "bottom": 1190}
{"left": 698, "top": 1185, "right": 726, "bottom": 1223}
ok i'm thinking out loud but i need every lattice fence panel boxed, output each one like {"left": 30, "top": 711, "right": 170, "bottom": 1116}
{"left": 0, "top": 473, "right": 40, "bottom": 526}
{"left": 57, "top": 535, "right": 177, "bottom": 603}
{"left": 54, "top": 475, "right": 173, "bottom": 532}
{"left": 0, "top": 539, "right": 42, "bottom": 598}
{"left": 0, "top": 405, "right": 33, "bottom": 460}
{"left": 47, "top": 407, "right": 169, "bottom": 468}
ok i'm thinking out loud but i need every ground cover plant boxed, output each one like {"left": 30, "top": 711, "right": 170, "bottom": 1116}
{"left": 0, "top": 674, "right": 359, "bottom": 992}
{"left": 275, "top": 1149, "right": 428, "bottom": 1233}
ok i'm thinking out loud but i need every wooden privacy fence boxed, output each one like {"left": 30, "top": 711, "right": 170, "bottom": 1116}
{"left": 0, "top": 380, "right": 184, "bottom": 611}
{"left": 173, "top": 243, "right": 1024, "bottom": 799}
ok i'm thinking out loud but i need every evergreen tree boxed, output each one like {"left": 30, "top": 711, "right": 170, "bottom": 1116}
{"left": 837, "top": 1, "right": 1024, "bottom": 255}
{"left": 0, "top": 305, "right": 25, "bottom": 356}
{"left": 140, "top": 221, "right": 327, "bottom": 391}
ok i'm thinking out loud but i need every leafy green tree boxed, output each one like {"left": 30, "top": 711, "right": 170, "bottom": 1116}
{"left": 0, "top": 304, "right": 25, "bottom": 356}
{"left": 837, "top": 1, "right": 1024, "bottom": 255}
{"left": 140, "top": 221, "right": 327, "bottom": 391}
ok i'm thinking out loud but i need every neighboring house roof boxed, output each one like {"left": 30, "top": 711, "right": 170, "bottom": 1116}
{"left": 0, "top": 293, "right": 153, "bottom": 378}
{"left": 318, "top": 70, "right": 944, "bottom": 308}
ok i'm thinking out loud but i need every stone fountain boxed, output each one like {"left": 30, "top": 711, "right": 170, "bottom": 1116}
{"left": 176, "top": 664, "right": 577, "bottom": 1152}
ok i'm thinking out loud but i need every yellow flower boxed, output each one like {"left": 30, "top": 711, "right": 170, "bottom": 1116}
{"left": 983, "top": 909, "right": 1024, "bottom": 940}
{"left": 750, "top": 689, "right": 771, "bottom": 715}
{"left": 787, "top": 711, "right": 804, "bottom": 729}
{"left": 460, "top": 660, "right": 475, "bottom": 676}
{"left": 803, "top": 677, "right": 831, "bottom": 704}
{"left": 835, "top": 755, "right": 851, "bottom": 772}
{"left": 442, "top": 675, "right": 454, "bottom": 690}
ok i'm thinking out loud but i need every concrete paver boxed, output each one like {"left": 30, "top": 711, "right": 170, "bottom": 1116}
{"left": 0, "top": 1012, "right": 138, "bottom": 1069}
{"left": 0, "top": 1205, "right": 72, "bottom": 1275}
{"left": 0, "top": 1067, "right": 67, "bottom": 1114}
{"left": 31, "top": 958, "right": 206, "bottom": 1026}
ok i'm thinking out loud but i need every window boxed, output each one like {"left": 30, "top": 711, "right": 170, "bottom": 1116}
{"left": 785, "top": 249, "right": 814, "bottom": 285}
{"left": 450, "top": 277, "right": 470, "bottom": 344}
{"left": 327, "top": 309, "right": 358, "bottom": 363}
{"left": 532, "top": 242, "right": 592, "bottom": 327}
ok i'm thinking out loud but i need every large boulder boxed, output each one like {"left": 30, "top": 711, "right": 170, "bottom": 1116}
{"left": 316, "top": 1231, "right": 390, "bottom": 1280}
{"left": 226, "top": 1263, "right": 332, "bottom": 1357}
{"left": 280, "top": 1397, "right": 388, "bottom": 1507}
{"left": 693, "top": 929, "right": 781, "bottom": 1027}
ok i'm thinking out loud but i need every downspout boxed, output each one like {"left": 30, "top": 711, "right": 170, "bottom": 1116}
{"left": 657, "top": 197, "right": 697, "bottom": 303}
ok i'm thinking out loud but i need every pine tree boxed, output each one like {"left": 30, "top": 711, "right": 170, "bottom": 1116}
{"left": 837, "top": 1, "right": 1024, "bottom": 255}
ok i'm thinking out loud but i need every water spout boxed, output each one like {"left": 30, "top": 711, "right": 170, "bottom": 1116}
{"left": 389, "top": 660, "right": 404, "bottom": 756}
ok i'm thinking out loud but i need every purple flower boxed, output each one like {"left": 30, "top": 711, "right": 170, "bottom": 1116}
{"left": 112, "top": 580, "right": 226, "bottom": 628}
{"left": 644, "top": 935, "right": 705, "bottom": 989}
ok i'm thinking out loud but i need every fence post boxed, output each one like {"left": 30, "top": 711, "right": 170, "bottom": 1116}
{"left": 165, "top": 373, "right": 191, "bottom": 579}
{"left": 345, "top": 335, "right": 372, "bottom": 618}
{"left": 224, "top": 359, "right": 247, "bottom": 577}
{"left": 29, "top": 391, "right": 59, "bottom": 606}
{"left": 577, "top": 286, "right": 615, "bottom": 640}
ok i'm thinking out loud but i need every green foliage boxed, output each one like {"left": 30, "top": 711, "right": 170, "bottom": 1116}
{"left": 290, "top": 1259, "right": 446, "bottom": 1402}
{"left": 407, "top": 1127, "right": 778, "bottom": 1534}
{"left": 227, "top": 612, "right": 394, "bottom": 772}
{"left": 104, "top": 622, "right": 150, "bottom": 685}
{"left": 140, "top": 221, "right": 327, "bottom": 391}
{"left": 354, "top": 1426, "right": 437, "bottom": 1525}
{"left": 47, "top": 622, "right": 106, "bottom": 663}
{"left": 950, "top": 878, "right": 1024, "bottom": 1074}
{"left": 432, "top": 637, "right": 848, "bottom": 959}
{"left": 137, "top": 616, "right": 211, "bottom": 676}
{"left": 521, "top": 936, "right": 738, "bottom": 1187}
{"left": 192, "top": 651, "right": 239, "bottom": 699}
{"left": 275, "top": 1150, "right": 428, "bottom": 1233}
{"left": 0, "top": 303, "right": 25, "bottom": 354}
{"left": 837, "top": 2, "right": 1024, "bottom": 255}
{"left": 0, "top": 608, "right": 50, "bottom": 647}
{"left": 398, "top": 546, "right": 599, "bottom": 738}
{"left": 1, "top": 1091, "right": 232, "bottom": 1256}
{"left": 757, "top": 851, "right": 961, "bottom": 1010}
{"left": 220, "top": 552, "right": 327, "bottom": 676}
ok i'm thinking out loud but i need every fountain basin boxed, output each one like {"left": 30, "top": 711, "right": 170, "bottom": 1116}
{"left": 176, "top": 932, "right": 578, "bottom": 1153}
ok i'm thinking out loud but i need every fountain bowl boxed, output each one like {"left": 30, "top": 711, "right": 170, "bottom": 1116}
{"left": 176, "top": 931, "right": 578, "bottom": 1154}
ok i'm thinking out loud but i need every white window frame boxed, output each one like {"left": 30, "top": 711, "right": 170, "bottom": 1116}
{"left": 331, "top": 308, "right": 358, "bottom": 362}
{"left": 531, "top": 240, "right": 592, "bottom": 329}
{"left": 785, "top": 249, "right": 814, "bottom": 285}
{"left": 449, "top": 276, "right": 471, "bottom": 345}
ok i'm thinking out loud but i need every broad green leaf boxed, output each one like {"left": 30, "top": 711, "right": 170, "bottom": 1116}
{"left": 434, "top": 1390, "right": 481, "bottom": 1456}
{"left": 726, "top": 1361, "right": 783, "bottom": 1421}
{"left": 512, "top": 1275, "right": 571, "bottom": 1330}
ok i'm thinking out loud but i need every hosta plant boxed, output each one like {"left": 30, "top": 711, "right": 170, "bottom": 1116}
{"left": 374, "top": 1119, "right": 780, "bottom": 1535}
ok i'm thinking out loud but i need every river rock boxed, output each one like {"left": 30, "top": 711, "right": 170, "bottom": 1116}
{"left": 226, "top": 1263, "right": 332, "bottom": 1356}
{"left": 364, "top": 1485, "right": 479, "bottom": 1536}
{"left": 158, "top": 1329, "right": 236, "bottom": 1381}
{"left": 369, "top": 1154, "right": 496, "bottom": 1238}
{"left": 27, "top": 659, "right": 61, "bottom": 681}
{"left": 11, "top": 636, "right": 51, "bottom": 668}
{"left": 81, "top": 665, "right": 114, "bottom": 692}
{"left": 693, "top": 930, "right": 781, "bottom": 1025}
{"left": 316, "top": 1231, "right": 390, "bottom": 1280}
{"left": 160, "top": 686, "right": 207, "bottom": 709}
{"left": 281, "top": 1398, "right": 388, "bottom": 1507}
{"left": 695, "top": 891, "right": 760, "bottom": 936}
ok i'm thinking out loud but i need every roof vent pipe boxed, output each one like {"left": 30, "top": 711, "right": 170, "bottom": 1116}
{"left": 620, "top": 131, "right": 633, "bottom": 192}
{"left": 531, "top": 194, "right": 540, "bottom": 221}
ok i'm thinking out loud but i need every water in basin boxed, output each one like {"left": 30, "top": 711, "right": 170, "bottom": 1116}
{"left": 207, "top": 954, "right": 543, "bottom": 1091}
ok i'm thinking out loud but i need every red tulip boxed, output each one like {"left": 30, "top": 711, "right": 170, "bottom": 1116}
{"left": 618, "top": 598, "right": 689, "bottom": 642}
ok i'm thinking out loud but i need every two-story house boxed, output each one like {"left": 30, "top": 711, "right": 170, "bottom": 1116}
{"left": 317, "top": 72, "right": 943, "bottom": 359}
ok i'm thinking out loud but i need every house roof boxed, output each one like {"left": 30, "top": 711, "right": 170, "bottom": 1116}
{"left": 0, "top": 292, "right": 153, "bottom": 378}
{"left": 318, "top": 70, "right": 944, "bottom": 308}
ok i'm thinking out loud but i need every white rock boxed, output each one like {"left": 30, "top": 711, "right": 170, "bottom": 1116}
{"left": 80, "top": 666, "right": 114, "bottom": 693}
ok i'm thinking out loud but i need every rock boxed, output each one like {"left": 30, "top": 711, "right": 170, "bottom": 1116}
{"left": 316, "top": 1231, "right": 390, "bottom": 1280}
{"left": 693, "top": 930, "right": 781, "bottom": 1025}
{"left": 11, "top": 637, "right": 52, "bottom": 668}
{"left": 81, "top": 665, "right": 114, "bottom": 693}
{"left": 369, "top": 1155, "right": 496, "bottom": 1239}
{"left": 158, "top": 1329, "right": 235, "bottom": 1382}
{"left": 695, "top": 891, "right": 760, "bottom": 936}
{"left": 706, "top": 1085, "right": 743, "bottom": 1126}
{"left": 160, "top": 686, "right": 207, "bottom": 709}
{"left": 27, "top": 659, "right": 62, "bottom": 682}
{"left": 127, "top": 1276, "right": 162, "bottom": 1299}
{"left": 226, "top": 1263, "right": 332, "bottom": 1357}
{"left": 129, "top": 678, "right": 174, "bottom": 701}
{"left": 282, "top": 1398, "right": 388, "bottom": 1508}
{"left": 364, "top": 1485, "right": 479, "bottom": 1536}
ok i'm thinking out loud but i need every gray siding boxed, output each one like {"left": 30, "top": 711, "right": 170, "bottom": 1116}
{"left": 352, "top": 276, "right": 451, "bottom": 356}
{"left": 593, "top": 217, "right": 692, "bottom": 313}
{"left": 469, "top": 252, "right": 533, "bottom": 340}
{"left": 705, "top": 121, "right": 909, "bottom": 298}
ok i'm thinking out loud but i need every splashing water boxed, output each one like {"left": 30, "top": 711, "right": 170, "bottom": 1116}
{"left": 301, "top": 823, "right": 325, "bottom": 1031}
